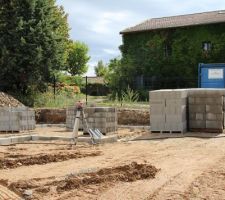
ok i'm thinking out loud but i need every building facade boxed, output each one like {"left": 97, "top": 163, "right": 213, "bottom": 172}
{"left": 120, "top": 10, "right": 225, "bottom": 88}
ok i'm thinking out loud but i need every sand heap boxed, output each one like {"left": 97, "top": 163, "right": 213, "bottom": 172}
{"left": 0, "top": 92, "right": 24, "bottom": 107}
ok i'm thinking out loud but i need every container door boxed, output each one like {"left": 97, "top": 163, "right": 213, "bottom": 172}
{"left": 201, "top": 67, "right": 225, "bottom": 88}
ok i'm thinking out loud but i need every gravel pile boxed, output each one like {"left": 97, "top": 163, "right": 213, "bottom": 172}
{"left": 0, "top": 92, "right": 24, "bottom": 107}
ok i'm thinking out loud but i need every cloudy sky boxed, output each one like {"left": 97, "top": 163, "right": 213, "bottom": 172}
{"left": 56, "top": 0, "right": 225, "bottom": 76}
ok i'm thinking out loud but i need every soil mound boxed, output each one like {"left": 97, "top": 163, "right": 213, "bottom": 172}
{"left": 9, "top": 162, "right": 159, "bottom": 199}
{"left": 0, "top": 151, "right": 101, "bottom": 169}
{"left": 0, "top": 92, "right": 23, "bottom": 107}
{"left": 57, "top": 162, "right": 159, "bottom": 191}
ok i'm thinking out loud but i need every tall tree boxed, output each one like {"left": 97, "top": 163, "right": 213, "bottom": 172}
{"left": 0, "top": 0, "right": 70, "bottom": 94}
{"left": 94, "top": 60, "right": 108, "bottom": 77}
{"left": 66, "top": 41, "right": 90, "bottom": 76}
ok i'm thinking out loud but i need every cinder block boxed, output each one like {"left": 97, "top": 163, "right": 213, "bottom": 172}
{"left": 151, "top": 105, "right": 165, "bottom": 114}
{"left": 206, "top": 105, "right": 222, "bottom": 113}
{"left": 165, "top": 106, "right": 176, "bottom": 115}
{"left": 173, "top": 89, "right": 188, "bottom": 99}
{"left": 205, "top": 97, "right": 223, "bottom": 105}
{"left": 196, "top": 113, "right": 204, "bottom": 120}
{"left": 188, "top": 97, "right": 195, "bottom": 104}
{"left": 206, "top": 113, "right": 223, "bottom": 121}
{"left": 189, "top": 105, "right": 205, "bottom": 113}
{"left": 150, "top": 115, "right": 165, "bottom": 123}
{"left": 0, "top": 138, "right": 11, "bottom": 145}
{"left": 188, "top": 89, "right": 225, "bottom": 97}
{"left": 189, "top": 120, "right": 205, "bottom": 128}
{"left": 191, "top": 96, "right": 223, "bottom": 105}
{"left": 150, "top": 99, "right": 165, "bottom": 105}
{"left": 206, "top": 121, "right": 223, "bottom": 129}
{"left": 189, "top": 113, "right": 196, "bottom": 120}
{"left": 166, "top": 98, "right": 187, "bottom": 106}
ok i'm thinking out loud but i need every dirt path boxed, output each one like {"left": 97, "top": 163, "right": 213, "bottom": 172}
{"left": 1, "top": 136, "right": 225, "bottom": 199}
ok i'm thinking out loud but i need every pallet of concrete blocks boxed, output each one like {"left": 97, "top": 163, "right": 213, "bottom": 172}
{"left": 84, "top": 107, "right": 118, "bottom": 135}
{"left": 16, "top": 107, "right": 36, "bottom": 131}
{"left": 150, "top": 89, "right": 188, "bottom": 133}
{"left": 66, "top": 106, "right": 84, "bottom": 130}
{"left": 0, "top": 106, "right": 35, "bottom": 132}
{"left": 188, "top": 89, "right": 225, "bottom": 133}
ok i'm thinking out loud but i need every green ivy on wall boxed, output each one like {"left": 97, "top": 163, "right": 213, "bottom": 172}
{"left": 120, "top": 23, "right": 225, "bottom": 79}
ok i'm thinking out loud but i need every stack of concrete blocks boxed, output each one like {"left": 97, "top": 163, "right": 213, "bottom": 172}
{"left": 150, "top": 89, "right": 188, "bottom": 133}
{"left": 0, "top": 106, "right": 35, "bottom": 132}
{"left": 84, "top": 107, "right": 117, "bottom": 135}
{"left": 66, "top": 107, "right": 117, "bottom": 135}
{"left": 188, "top": 89, "right": 225, "bottom": 131}
{"left": 17, "top": 107, "right": 36, "bottom": 131}
{"left": 66, "top": 106, "right": 83, "bottom": 130}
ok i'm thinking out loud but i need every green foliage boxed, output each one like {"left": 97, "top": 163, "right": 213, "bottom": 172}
{"left": 57, "top": 73, "right": 84, "bottom": 87}
{"left": 121, "top": 86, "right": 139, "bottom": 103}
{"left": 33, "top": 88, "right": 84, "bottom": 108}
{"left": 0, "top": 0, "right": 70, "bottom": 95}
{"left": 120, "top": 24, "right": 225, "bottom": 78}
{"left": 104, "top": 57, "right": 122, "bottom": 89}
{"left": 66, "top": 40, "right": 90, "bottom": 75}
{"left": 94, "top": 60, "right": 108, "bottom": 77}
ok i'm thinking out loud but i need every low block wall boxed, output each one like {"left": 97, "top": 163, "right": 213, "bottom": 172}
{"left": 35, "top": 108, "right": 150, "bottom": 126}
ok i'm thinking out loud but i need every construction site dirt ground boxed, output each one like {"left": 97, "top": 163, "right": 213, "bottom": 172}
{"left": 1, "top": 128, "right": 225, "bottom": 199}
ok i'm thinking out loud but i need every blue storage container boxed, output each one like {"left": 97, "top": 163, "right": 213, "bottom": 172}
{"left": 198, "top": 63, "right": 225, "bottom": 88}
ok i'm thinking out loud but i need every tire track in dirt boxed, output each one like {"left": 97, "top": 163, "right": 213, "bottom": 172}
{"left": 183, "top": 156, "right": 225, "bottom": 200}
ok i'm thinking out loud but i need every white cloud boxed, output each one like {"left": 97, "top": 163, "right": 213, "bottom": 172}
{"left": 103, "top": 48, "right": 120, "bottom": 55}
{"left": 89, "top": 11, "right": 132, "bottom": 34}
{"left": 56, "top": 0, "right": 225, "bottom": 76}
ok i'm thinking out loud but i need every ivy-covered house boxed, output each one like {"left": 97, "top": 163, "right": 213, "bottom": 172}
{"left": 120, "top": 10, "right": 225, "bottom": 88}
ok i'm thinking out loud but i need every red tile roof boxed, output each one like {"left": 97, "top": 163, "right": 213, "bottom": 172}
{"left": 121, "top": 10, "right": 225, "bottom": 34}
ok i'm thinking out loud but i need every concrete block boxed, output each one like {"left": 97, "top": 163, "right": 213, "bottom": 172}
{"left": 166, "top": 98, "right": 187, "bottom": 106}
{"left": 150, "top": 114, "right": 165, "bottom": 123}
{"left": 151, "top": 105, "right": 165, "bottom": 114}
{"left": 196, "top": 113, "right": 204, "bottom": 120}
{"left": 189, "top": 120, "right": 205, "bottom": 128}
{"left": 189, "top": 97, "right": 222, "bottom": 105}
{"left": 173, "top": 89, "right": 188, "bottom": 99}
{"left": 166, "top": 113, "right": 186, "bottom": 123}
{"left": 205, "top": 97, "right": 223, "bottom": 105}
{"left": 175, "top": 105, "right": 187, "bottom": 114}
{"left": 188, "top": 89, "right": 225, "bottom": 97}
{"left": 189, "top": 105, "right": 205, "bottom": 113}
{"left": 188, "top": 97, "right": 195, "bottom": 104}
{"left": 206, "top": 121, "right": 223, "bottom": 129}
{"left": 11, "top": 136, "right": 32, "bottom": 144}
{"left": 0, "top": 138, "right": 11, "bottom": 145}
{"left": 189, "top": 113, "right": 196, "bottom": 120}
{"left": 31, "top": 135, "right": 40, "bottom": 141}
{"left": 150, "top": 99, "right": 165, "bottom": 105}
{"left": 206, "top": 105, "right": 222, "bottom": 113}
{"left": 206, "top": 113, "right": 223, "bottom": 121}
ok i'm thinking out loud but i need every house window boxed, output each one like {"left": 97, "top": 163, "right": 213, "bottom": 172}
{"left": 164, "top": 43, "right": 172, "bottom": 57}
{"left": 202, "top": 41, "right": 212, "bottom": 51}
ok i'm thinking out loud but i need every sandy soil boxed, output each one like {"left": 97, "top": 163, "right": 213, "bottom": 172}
{"left": 1, "top": 130, "right": 225, "bottom": 199}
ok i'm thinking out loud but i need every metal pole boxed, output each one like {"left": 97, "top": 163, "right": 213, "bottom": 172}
{"left": 53, "top": 75, "right": 56, "bottom": 100}
{"left": 86, "top": 76, "right": 88, "bottom": 105}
